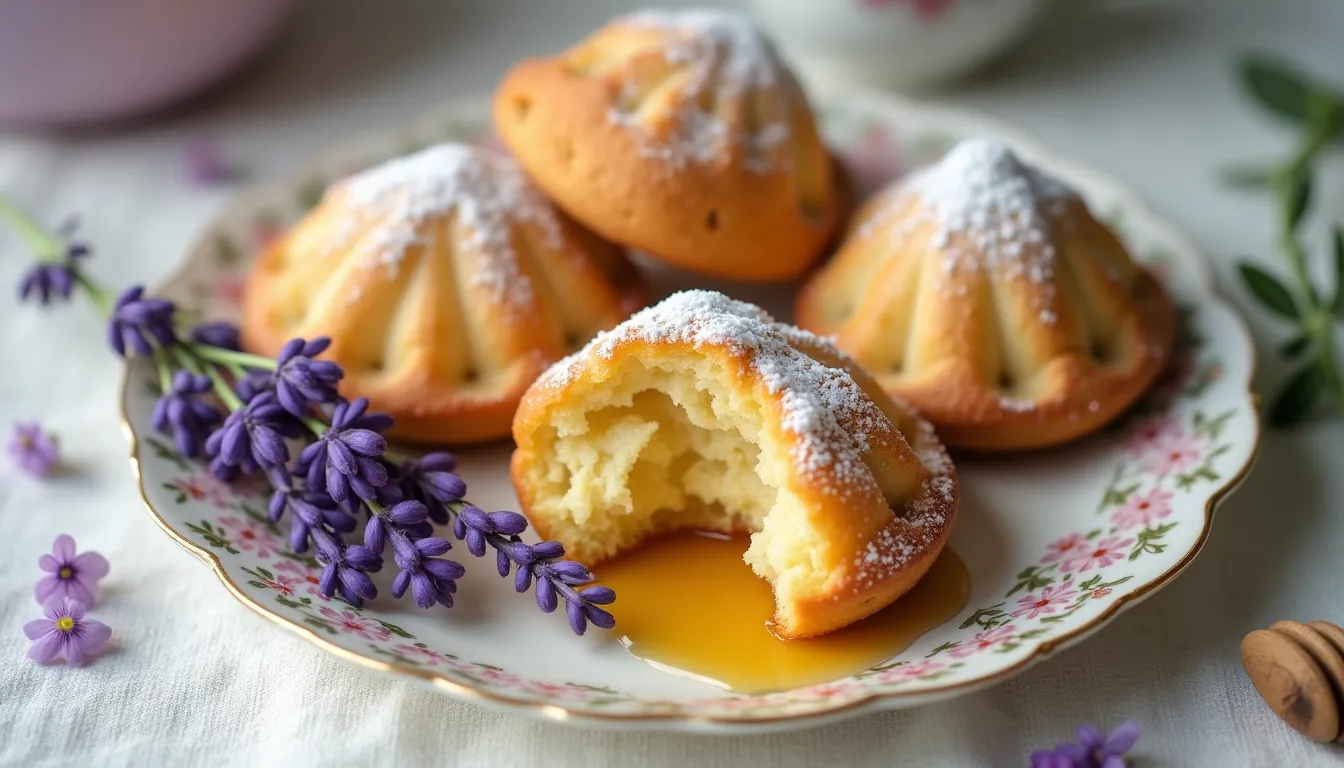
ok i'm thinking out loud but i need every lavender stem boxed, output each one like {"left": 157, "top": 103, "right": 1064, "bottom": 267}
{"left": 187, "top": 342, "right": 277, "bottom": 371}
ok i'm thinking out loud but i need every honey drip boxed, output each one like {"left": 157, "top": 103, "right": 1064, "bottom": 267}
{"left": 598, "top": 531, "right": 969, "bottom": 694}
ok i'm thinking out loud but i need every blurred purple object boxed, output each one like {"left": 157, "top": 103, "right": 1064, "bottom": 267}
{"left": 0, "top": 0, "right": 298, "bottom": 128}
{"left": 182, "top": 136, "right": 238, "bottom": 185}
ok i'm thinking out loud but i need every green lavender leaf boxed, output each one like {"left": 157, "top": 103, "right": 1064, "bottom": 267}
{"left": 1332, "top": 227, "right": 1344, "bottom": 318}
{"left": 1238, "top": 262, "right": 1300, "bottom": 319}
{"left": 1239, "top": 55, "right": 1315, "bottom": 123}
{"left": 1281, "top": 335, "right": 1312, "bottom": 358}
{"left": 1220, "top": 163, "right": 1277, "bottom": 189}
{"left": 1271, "top": 365, "right": 1322, "bottom": 426}
{"left": 1285, "top": 171, "right": 1313, "bottom": 229}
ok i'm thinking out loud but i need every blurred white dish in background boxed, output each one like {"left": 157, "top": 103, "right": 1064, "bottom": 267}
{"left": 744, "top": 0, "right": 1044, "bottom": 91}
{"left": 0, "top": 0, "right": 297, "bottom": 127}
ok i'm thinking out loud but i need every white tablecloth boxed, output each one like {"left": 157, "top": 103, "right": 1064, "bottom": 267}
{"left": 2, "top": 0, "right": 1343, "bottom": 765}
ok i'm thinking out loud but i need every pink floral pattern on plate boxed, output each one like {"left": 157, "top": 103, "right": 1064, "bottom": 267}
{"left": 123, "top": 96, "right": 1257, "bottom": 726}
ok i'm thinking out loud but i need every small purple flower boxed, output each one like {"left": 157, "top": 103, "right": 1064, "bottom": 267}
{"left": 395, "top": 452, "right": 466, "bottom": 525}
{"left": 312, "top": 528, "right": 381, "bottom": 607}
{"left": 297, "top": 397, "right": 391, "bottom": 503}
{"left": 23, "top": 597, "right": 111, "bottom": 666}
{"left": 1031, "top": 721, "right": 1141, "bottom": 768}
{"left": 271, "top": 337, "right": 344, "bottom": 416}
{"left": 389, "top": 534, "right": 466, "bottom": 609}
{"left": 182, "top": 135, "right": 238, "bottom": 186}
{"left": 454, "top": 506, "right": 528, "bottom": 557}
{"left": 191, "top": 321, "right": 242, "bottom": 351}
{"left": 205, "top": 391, "right": 301, "bottom": 472}
{"left": 151, "top": 371, "right": 223, "bottom": 458}
{"left": 7, "top": 421, "right": 59, "bottom": 477}
{"left": 359, "top": 499, "right": 466, "bottom": 610}
{"left": 34, "top": 534, "right": 109, "bottom": 607}
{"left": 523, "top": 551, "right": 616, "bottom": 636}
{"left": 17, "top": 218, "right": 90, "bottom": 307}
{"left": 19, "top": 264, "right": 76, "bottom": 305}
{"left": 108, "top": 285, "right": 176, "bottom": 357}
{"left": 266, "top": 469, "right": 356, "bottom": 552}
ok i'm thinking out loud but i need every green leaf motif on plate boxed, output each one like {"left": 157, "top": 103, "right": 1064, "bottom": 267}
{"left": 1006, "top": 564, "right": 1057, "bottom": 597}
{"left": 185, "top": 520, "right": 238, "bottom": 555}
{"left": 146, "top": 436, "right": 189, "bottom": 471}
{"left": 1128, "top": 523, "right": 1178, "bottom": 561}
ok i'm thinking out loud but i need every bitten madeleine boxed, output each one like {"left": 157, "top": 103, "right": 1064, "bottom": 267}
{"left": 493, "top": 8, "right": 846, "bottom": 282}
{"left": 511, "top": 290, "right": 957, "bottom": 638}
{"left": 242, "top": 143, "right": 646, "bottom": 445}
{"left": 797, "top": 139, "right": 1175, "bottom": 451}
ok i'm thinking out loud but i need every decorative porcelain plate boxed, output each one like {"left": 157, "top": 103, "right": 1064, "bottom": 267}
{"left": 123, "top": 91, "right": 1258, "bottom": 733}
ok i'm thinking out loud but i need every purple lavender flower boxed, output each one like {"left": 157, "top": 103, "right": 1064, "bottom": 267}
{"left": 19, "top": 263, "right": 77, "bottom": 305}
{"left": 23, "top": 597, "right": 111, "bottom": 666}
{"left": 107, "top": 285, "right": 176, "bottom": 357}
{"left": 151, "top": 371, "right": 223, "bottom": 458}
{"left": 361, "top": 499, "right": 466, "bottom": 609}
{"left": 297, "top": 397, "right": 391, "bottom": 503}
{"left": 7, "top": 421, "right": 59, "bottom": 477}
{"left": 454, "top": 506, "right": 528, "bottom": 557}
{"left": 515, "top": 545, "right": 616, "bottom": 635}
{"left": 205, "top": 391, "right": 300, "bottom": 472}
{"left": 270, "top": 337, "right": 344, "bottom": 416}
{"left": 312, "top": 527, "right": 381, "bottom": 606}
{"left": 1031, "top": 721, "right": 1141, "bottom": 768}
{"left": 190, "top": 321, "right": 241, "bottom": 351}
{"left": 34, "top": 534, "right": 109, "bottom": 607}
{"left": 267, "top": 469, "right": 357, "bottom": 552}
{"left": 16, "top": 219, "right": 90, "bottom": 307}
{"left": 395, "top": 452, "right": 466, "bottom": 525}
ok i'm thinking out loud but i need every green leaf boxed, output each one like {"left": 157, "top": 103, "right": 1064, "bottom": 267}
{"left": 1220, "top": 163, "right": 1277, "bottom": 189}
{"left": 1238, "top": 262, "right": 1300, "bottom": 320}
{"left": 376, "top": 619, "right": 415, "bottom": 639}
{"left": 1193, "top": 409, "right": 1236, "bottom": 439}
{"left": 1285, "top": 171, "right": 1313, "bottom": 229}
{"left": 1238, "top": 55, "right": 1314, "bottom": 123}
{"left": 1332, "top": 227, "right": 1344, "bottom": 318}
{"left": 1281, "top": 335, "right": 1312, "bottom": 358}
{"left": 1270, "top": 365, "right": 1322, "bottom": 426}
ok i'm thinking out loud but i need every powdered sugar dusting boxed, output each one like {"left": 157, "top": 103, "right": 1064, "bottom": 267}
{"left": 870, "top": 138, "right": 1076, "bottom": 324}
{"left": 547, "top": 290, "right": 892, "bottom": 483}
{"left": 850, "top": 416, "right": 956, "bottom": 589}
{"left": 610, "top": 9, "right": 794, "bottom": 172}
{"left": 334, "top": 143, "right": 562, "bottom": 306}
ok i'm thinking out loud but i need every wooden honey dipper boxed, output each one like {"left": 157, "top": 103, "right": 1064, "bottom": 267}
{"left": 1242, "top": 620, "right": 1344, "bottom": 743}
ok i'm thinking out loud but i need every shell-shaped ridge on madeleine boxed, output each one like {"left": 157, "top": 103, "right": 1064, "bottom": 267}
{"left": 797, "top": 138, "right": 1175, "bottom": 450}
{"left": 573, "top": 9, "right": 804, "bottom": 174}
{"left": 493, "top": 8, "right": 843, "bottom": 282}
{"left": 511, "top": 290, "right": 957, "bottom": 637}
{"left": 242, "top": 142, "right": 646, "bottom": 444}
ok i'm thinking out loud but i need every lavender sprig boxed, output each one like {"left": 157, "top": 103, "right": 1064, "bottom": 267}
{"left": 4, "top": 197, "right": 616, "bottom": 634}
{"left": 150, "top": 371, "right": 222, "bottom": 458}
{"left": 2, "top": 206, "right": 106, "bottom": 312}
{"left": 451, "top": 504, "right": 616, "bottom": 635}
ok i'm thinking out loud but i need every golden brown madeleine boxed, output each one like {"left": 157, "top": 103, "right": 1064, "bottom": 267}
{"left": 510, "top": 290, "right": 956, "bottom": 638}
{"left": 493, "top": 9, "right": 845, "bottom": 283}
{"left": 797, "top": 139, "right": 1174, "bottom": 451}
{"left": 242, "top": 143, "right": 646, "bottom": 445}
